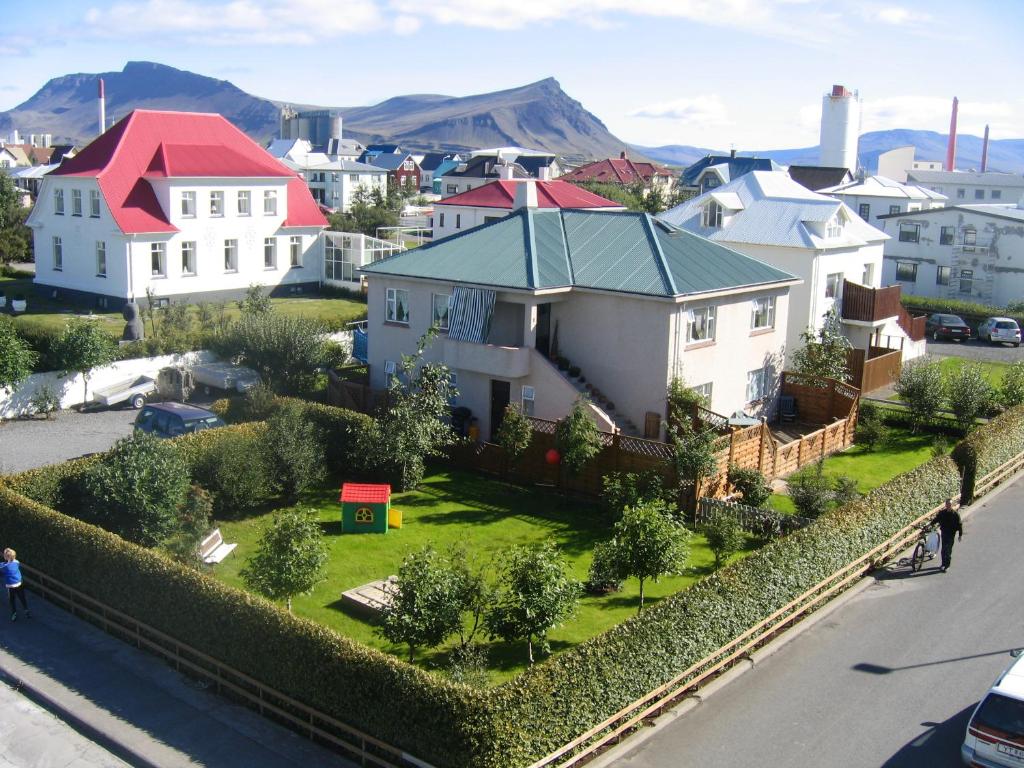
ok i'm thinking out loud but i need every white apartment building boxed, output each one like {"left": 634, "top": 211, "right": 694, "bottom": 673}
{"left": 818, "top": 175, "right": 947, "bottom": 226}
{"left": 906, "top": 170, "right": 1024, "bottom": 205}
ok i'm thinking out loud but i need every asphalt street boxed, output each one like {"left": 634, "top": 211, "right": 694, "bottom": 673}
{"left": 613, "top": 474, "right": 1024, "bottom": 768}
{"left": 0, "top": 408, "right": 138, "bottom": 474}
{"left": 927, "top": 336, "right": 1024, "bottom": 364}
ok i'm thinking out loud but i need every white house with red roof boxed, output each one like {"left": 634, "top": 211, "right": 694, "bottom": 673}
{"left": 27, "top": 110, "right": 327, "bottom": 309}
{"left": 560, "top": 153, "right": 675, "bottom": 195}
{"left": 431, "top": 179, "right": 624, "bottom": 240}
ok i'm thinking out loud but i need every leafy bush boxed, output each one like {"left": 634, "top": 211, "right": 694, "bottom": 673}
{"left": 0, "top": 315, "right": 36, "bottom": 390}
{"left": 786, "top": 463, "right": 834, "bottom": 519}
{"left": 726, "top": 464, "right": 771, "bottom": 508}
{"left": 160, "top": 485, "right": 213, "bottom": 568}
{"left": 999, "top": 361, "right": 1024, "bottom": 409}
{"left": 702, "top": 514, "right": 744, "bottom": 568}
{"left": 265, "top": 401, "right": 325, "bottom": 501}
{"left": 178, "top": 424, "right": 276, "bottom": 516}
{"left": 495, "top": 404, "right": 533, "bottom": 471}
{"left": 244, "top": 383, "right": 278, "bottom": 421}
{"left": 946, "top": 363, "right": 994, "bottom": 429}
{"left": 895, "top": 356, "right": 945, "bottom": 431}
{"left": 241, "top": 508, "right": 328, "bottom": 611}
{"left": 29, "top": 384, "right": 60, "bottom": 418}
{"left": 952, "top": 405, "right": 1024, "bottom": 502}
{"left": 854, "top": 401, "right": 889, "bottom": 451}
{"left": 585, "top": 540, "right": 625, "bottom": 594}
{"left": 554, "top": 400, "right": 602, "bottom": 476}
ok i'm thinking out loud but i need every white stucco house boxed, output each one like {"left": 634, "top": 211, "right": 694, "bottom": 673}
{"left": 879, "top": 201, "right": 1024, "bottom": 307}
{"left": 27, "top": 110, "right": 327, "bottom": 309}
{"left": 659, "top": 171, "right": 923, "bottom": 360}
{"left": 361, "top": 205, "right": 800, "bottom": 441}
{"left": 906, "top": 170, "right": 1024, "bottom": 205}
{"left": 267, "top": 138, "right": 387, "bottom": 212}
{"left": 818, "top": 175, "right": 947, "bottom": 225}
{"left": 431, "top": 179, "right": 624, "bottom": 240}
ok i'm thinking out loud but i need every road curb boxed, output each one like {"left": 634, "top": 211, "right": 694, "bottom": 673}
{"left": 585, "top": 478, "right": 1017, "bottom": 768}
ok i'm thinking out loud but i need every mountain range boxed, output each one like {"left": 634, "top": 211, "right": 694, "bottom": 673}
{"left": 2, "top": 61, "right": 1023, "bottom": 174}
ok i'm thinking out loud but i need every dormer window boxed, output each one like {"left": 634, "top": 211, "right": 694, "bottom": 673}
{"left": 701, "top": 201, "right": 723, "bottom": 228}
{"left": 826, "top": 215, "right": 843, "bottom": 239}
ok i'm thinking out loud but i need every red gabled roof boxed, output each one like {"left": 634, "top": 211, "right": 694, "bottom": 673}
{"left": 435, "top": 179, "right": 623, "bottom": 210}
{"left": 561, "top": 158, "right": 673, "bottom": 186}
{"left": 53, "top": 110, "right": 326, "bottom": 234}
{"left": 339, "top": 483, "right": 391, "bottom": 504}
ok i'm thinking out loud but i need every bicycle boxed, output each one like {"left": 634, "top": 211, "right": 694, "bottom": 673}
{"left": 905, "top": 523, "right": 940, "bottom": 572}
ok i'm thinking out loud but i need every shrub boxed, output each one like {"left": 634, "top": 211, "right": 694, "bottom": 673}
{"left": 244, "top": 383, "right": 278, "bottom": 421}
{"left": 831, "top": 475, "right": 860, "bottom": 507}
{"left": 178, "top": 424, "right": 276, "bottom": 516}
{"left": 161, "top": 485, "right": 213, "bottom": 568}
{"left": 585, "top": 540, "right": 625, "bottom": 594}
{"left": 495, "top": 404, "right": 533, "bottom": 472}
{"left": 855, "top": 401, "right": 888, "bottom": 451}
{"left": 999, "top": 361, "right": 1024, "bottom": 409}
{"left": 29, "top": 384, "right": 61, "bottom": 418}
{"left": 702, "top": 514, "right": 744, "bottom": 569}
{"left": 726, "top": 465, "right": 771, "bottom": 508}
{"left": 895, "top": 356, "right": 945, "bottom": 431}
{"left": 554, "top": 400, "right": 602, "bottom": 477}
{"left": 0, "top": 315, "right": 36, "bottom": 390}
{"left": 786, "top": 462, "right": 833, "bottom": 519}
{"left": 946, "top": 363, "right": 994, "bottom": 429}
{"left": 952, "top": 405, "right": 1024, "bottom": 502}
{"left": 602, "top": 470, "right": 670, "bottom": 518}
{"left": 265, "top": 401, "right": 325, "bottom": 501}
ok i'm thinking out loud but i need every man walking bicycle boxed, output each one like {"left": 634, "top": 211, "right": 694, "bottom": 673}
{"left": 934, "top": 499, "right": 963, "bottom": 573}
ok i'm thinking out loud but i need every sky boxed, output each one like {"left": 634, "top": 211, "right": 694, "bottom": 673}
{"left": 1, "top": 0, "right": 1021, "bottom": 150}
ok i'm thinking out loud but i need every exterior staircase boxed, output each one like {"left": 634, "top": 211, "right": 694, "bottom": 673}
{"left": 558, "top": 365, "right": 641, "bottom": 436}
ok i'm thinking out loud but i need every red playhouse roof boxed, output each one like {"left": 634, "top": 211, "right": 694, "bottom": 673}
{"left": 339, "top": 483, "right": 392, "bottom": 504}
{"left": 434, "top": 179, "right": 623, "bottom": 210}
{"left": 561, "top": 158, "right": 673, "bottom": 186}
{"left": 53, "top": 109, "right": 327, "bottom": 234}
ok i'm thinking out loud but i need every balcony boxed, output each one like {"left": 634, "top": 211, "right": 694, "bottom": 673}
{"left": 443, "top": 338, "right": 531, "bottom": 378}
{"left": 839, "top": 280, "right": 903, "bottom": 324}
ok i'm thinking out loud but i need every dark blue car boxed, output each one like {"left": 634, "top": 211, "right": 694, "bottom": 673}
{"left": 134, "top": 402, "right": 225, "bottom": 438}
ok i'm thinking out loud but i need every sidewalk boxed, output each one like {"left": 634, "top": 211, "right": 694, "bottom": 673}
{"left": 0, "top": 595, "right": 353, "bottom": 768}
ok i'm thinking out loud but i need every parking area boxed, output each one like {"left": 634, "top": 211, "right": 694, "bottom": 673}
{"left": 925, "top": 337, "right": 1024, "bottom": 364}
{"left": 0, "top": 407, "right": 139, "bottom": 474}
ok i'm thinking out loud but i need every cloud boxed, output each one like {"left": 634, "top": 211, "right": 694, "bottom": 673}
{"left": 875, "top": 6, "right": 930, "bottom": 24}
{"left": 629, "top": 95, "right": 732, "bottom": 126}
{"left": 864, "top": 96, "right": 1017, "bottom": 137}
{"left": 393, "top": 14, "right": 421, "bottom": 34}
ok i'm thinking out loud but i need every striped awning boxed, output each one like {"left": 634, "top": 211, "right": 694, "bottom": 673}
{"left": 447, "top": 286, "right": 496, "bottom": 344}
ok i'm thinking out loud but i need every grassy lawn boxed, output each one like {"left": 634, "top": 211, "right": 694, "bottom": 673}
{"left": 887, "top": 357, "right": 1010, "bottom": 401}
{"left": 212, "top": 469, "right": 747, "bottom": 683}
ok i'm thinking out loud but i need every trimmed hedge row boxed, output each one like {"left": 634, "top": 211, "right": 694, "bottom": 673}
{"left": 952, "top": 405, "right": 1024, "bottom": 502}
{"left": 901, "top": 294, "right": 1024, "bottom": 330}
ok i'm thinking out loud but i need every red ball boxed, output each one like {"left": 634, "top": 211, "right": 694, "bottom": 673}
{"left": 545, "top": 448, "right": 561, "bottom": 465}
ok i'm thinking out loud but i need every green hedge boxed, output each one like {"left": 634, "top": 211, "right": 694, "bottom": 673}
{"left": 952, "top": 405, "right": 1024, "bottom": 502}
{"left": 902, "top": 295, "right": 1024, "bottom": 329}
{"left": 2, "top": 455, "right": 97, "bottom": 510}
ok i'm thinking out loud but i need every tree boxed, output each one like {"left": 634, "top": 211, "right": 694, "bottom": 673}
{"left": 359, "top": 330, "right": 456, "bottom": 490}
{"left": 726, "top": 464, "right": 772, "bottom": 508}
{"left": 81, "top": 432, "right": 191, "bottom": 546}
{"left": 702, "top": 514, "right": 744, "bottom": 569}
{"left": 265, "top": 402, "right": 325, "bottom": 501}
{"left": 486, "top": 542, "right": 581, "bottom": 664}
{"left": 602, "top": 470, "right": 671, "bottom": 518}
{"left": 52, "top": 320, "right": 116, "bottom": 403}
{"left": 946, "top": 363, "right": 994, "bottom": 429}
{"left": 554, "top": 399, "right": 602, "bottom": 476}
{"left": 327, "top": 186, "right": 399, "bottom": 237}
{"left": 854, "top": 400, "right": 889, "bottom": 451}
{"left": 495, "top": 403, "right": 533, "bottom": 474}
{"left": 785, "top": 462, "right": 858, "bottom": 518}
{"left": 378, "top": 545, "right": 482, "bottom": 662}
{"left": 213, "top": 311, "right": 331, "bottom": 395}
{"left": 241, "top": 509, "right": 328, "bottom": 611}
{"left": 670, "top": 420, "right": 719, "bottom": 498}
{"left": 791, "top": 309, "right": 851, "bottom": 383}
{"left": 237, "top": 283, "right": 273, "bottom": 315}
{"left": 0, "top": 316, "right": 36, "bottom": 391}
{"left": 606, "top": 501, "right": 690, "bottom": 611}
{"left": 0, "top": 171, "right": 31, "bottom": 264}
{"left": 894, "top": 356, "right": 945, "bottom": 432}
{"left": 161, "top": 485, "right": 213, "bottom": 568}
{"left": 1000, "top": 361, "right": 1024, "bottom": 409}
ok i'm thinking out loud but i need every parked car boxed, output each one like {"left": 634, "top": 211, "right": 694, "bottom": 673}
{"left": 134, "top": 402, "right": 225, "bottom": 439}
{"left": 962, "top": 650, "right": 1024, "bottom": 767}
{"left": 978, "top": 317, "right": 1022, "bottom": 347}
{"left": 925, "top": 313, "right": 971, "bottom": 342}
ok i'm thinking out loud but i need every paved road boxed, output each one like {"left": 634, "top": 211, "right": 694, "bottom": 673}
{"left": 927, "top": 337, "right": 1024, "bottom": 364}
{"left": 613, "top": 475, "right": 1024, "bottom": 768}
{"left": 0, "top": 408, "right": 138, "bottom": 474}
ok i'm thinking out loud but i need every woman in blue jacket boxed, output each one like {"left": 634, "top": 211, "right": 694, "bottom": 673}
{"left": 2, "top": 548, "right": 30, "bottom": 621}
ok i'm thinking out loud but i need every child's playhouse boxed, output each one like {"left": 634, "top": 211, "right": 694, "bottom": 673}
{"left": 339, "top": 483, "right": 402, "bottom": 533}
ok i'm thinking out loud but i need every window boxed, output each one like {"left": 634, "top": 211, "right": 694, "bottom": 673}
{"left": 455, "top": 214, "right": 461, "bottom": 229}
{"left": 72, "top": 189, "right": 82, "bottom": 216}
{"left": 701, "top": 201, "right": 723, "bottom": 228}
{"left": 687, "top": 305, "right": 716, "bottom": 343}
{"left": 956, "top": 188, "right": 965, "bottom": 199}
{"left": 750, "top": 296, "right": 776, "bottom": 330}
{"left": 385, "top": 287, "right": 409, "bottom": 324}
{"left": 992, "top": 190, "right": 1002, "bottom": 200}
{"left": 210, "top": 190, "right": 224, "bottom": 216}
{"left": 264, "top": 190, "right": 277, "bottom": 215}
{"left": 888, "top": 205, "right": 900, "bottom": 215}
{"left": 746, "top": 368, "right": 768, "bottom": 403}
{"left": 826, "top": 216, "right": 843, "bottom": 238}
{"left": 54, "top": 188, "right": 64, "bottom": 215}
{"left": 521, "top": 385, "right": 536, "bottom": 417}
{"left": 691, "top": 382, "right": 713, "bottom": 403}
{"left": 432, "top": 293, "right": 451, "bottom": 331}
{"left": 354, "top": 507, "right": 374, "bottom": 524}
{"left": 89, "top": 189, "right": 101, "bottom": 218}
{"left": 898, "top": 223, "right": 920, "bottom": 243}
{"left": 959, "top": 269, "right": 974, "bottom": 295}
{"left": 936, "top": 266, "right": 951, "bottom": 286}
{"left": 484, "top": 215, "right": 503, "bottom": 224}
{"left": 151, "top": 242, "right": 166, "bottom": 276}
{"left": 290, "top": 236, "right": 302, "bottom": 267}
{"left": 446, "top": 184, "right": 457, "bottom": 194}
{"left": 96, "top": 241, "right": 106, "bottom": 277}
{"left": 224, "top": 239, "right": 238, "bottom": 272}
{"left": 264, "top": 238, "right": 277, "bottom": 269}
{"left": 825, "top": 272, "right": 843, "bottom": 299}
{"left": 181, "top": 191, "right": 196, "bottom": 218}
{"left": 858, "top": 203, "right": 870, "bottom": 221}
{"left": 181, "top": 241, "right": 196, "bottom": 275}
{"left": 940, "top": 226, "right": 955, "bottom": 245}
{"left": 862, "top": 263, "right": 874, "bottom": 286}
{"left": 963, "top": 229, "right": 977, "bottom": 247}
{"left": 439, "top": 213, "right": 445, "bottom": 227}
{"left": 237, "top": 190, "right": 250, "bottom": 215}
{"left": 384, "top": 360, "right": 397, "bottom": 384}
{"left": 52, "top": 236, "right": 62, "bottom": 271}
{"left": 974, "top": 189, "right": 985, "bottom": 200}
{"left": 895, "top": 261, "right": 918, "bottom": 282}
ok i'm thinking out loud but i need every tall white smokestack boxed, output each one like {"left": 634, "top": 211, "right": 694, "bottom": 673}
{"left": 98, "top": 78, "right": 106, "bottom": 135}
{"left": 818, "top": 84, "right": 861, "bottom": 171}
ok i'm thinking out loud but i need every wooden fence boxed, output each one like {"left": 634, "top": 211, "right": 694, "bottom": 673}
{"left": 694, "top": 497, "right": 814, "bottom": 537}
{"left": 846, "top": 346, "right": 902, "bottom": 393}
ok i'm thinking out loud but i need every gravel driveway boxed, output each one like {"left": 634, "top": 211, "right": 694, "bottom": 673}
{"left": 0, "top": 407, "right": 140, "bottom": 474}
{"left": 925, "top": 337, "right": 1024, "bottom": 364}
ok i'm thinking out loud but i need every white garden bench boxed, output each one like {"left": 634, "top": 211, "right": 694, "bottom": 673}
{"left": 199, "top": 528, "right": 237, "bottom": 565}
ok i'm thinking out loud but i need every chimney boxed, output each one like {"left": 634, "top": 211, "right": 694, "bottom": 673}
{"left": 945, "top": 96, "right": 958, "bottom": 171}
{"left": 536, "top": 164, "right": 552, "bottom": 182}
{"left": 730, "top": 147, "right": 737, "bottom": 158}
{"left": 981, "top": 124, "right": 990, "bottom": 173}
{"left": 98, "top": 78, "right": 106, "bottom": 135}
{"left": 496, "top": 162, "right": 515, "bottom": 181}
{"left": 620, "top": 150, "right": 627, "bottom": 160}
{"left": 514, "top": 180, "right": 538, "bottom": 210}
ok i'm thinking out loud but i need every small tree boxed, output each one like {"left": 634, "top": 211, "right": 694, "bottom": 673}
{"left": 0, "top": 171, "right": 31, "bottom": 264}
{"left": 161, "top": 485, "right": 213, "bottom": 568}
{"left": 854, "top": 400, "right": 888, "bottom": 451}
{"left": 790, "top": 309, "right": 851, "bottom": 383}
{"left": 237, "top": 283, "right": 273, "bottom": 315}
{"left": 585, "top": 540, "right": 626, "bottom": 594}
{"left": 486, "top": 542, "right": 581, "bottom": 664}
{"left": 602, "top": 470, "right": 670, "bottom": 518}
{"left": 999, "top": 361, "right": 1024, "bottom": 409}
{"left": 666, "top": 376, "right": 706, "bottom": 427}
{"left": 671, "top": 420, "right": 719, "bottom": 499}
{"left": 496, "top": 403, "right": 532, "bottom": 475}
{"left": 702, "top": 514, "right": 744, "bottom": 568}
{"left": 0, "top": 316, "right": 36, "bottom": 391}
{"left": 726, "top": 464, "right": 772, "bottom": 508}
{"left": 607, "top": 501, "right": 690, "bottom": 611}
{"left": 265, "top": 402, "right": 325, "bottom": 501}
{"left": 81, "top": 432, "right": 190, "bottom": 546}
{"left": 894, "top": 356, "right": 945, "bottom": 432}
{"left": 241, "top": 509, "right": 328, "bottom": 611}
{"left": 52, "top": 320, "right": 116, "bottom": 403}
{"left": 947, "top": 363, "right": 994, "bottom": 429}
{"left": 554, "top": 399, "right": 602, "bottom": 476}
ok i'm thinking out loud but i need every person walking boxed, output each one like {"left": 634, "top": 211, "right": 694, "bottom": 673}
{"left": 2, "top": 548, "right": 30, "bottom": 621}
{"left": 934, "top": 499, "right": 963, "bottom": 573}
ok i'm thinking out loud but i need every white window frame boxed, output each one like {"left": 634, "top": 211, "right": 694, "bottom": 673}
{"left": 237, "top": 190, "right": 251, "bottom": 216}
{"left": 825, "top": 272, "right": 842, "bottom": 299}
{"left": 826, "top": 216, "right": 843, "bottom": 238}
{"left": 264, "top": 238, "right": 277, "bottom": 269}
{"left": 264, "top": 190, "right": 277, "bottom": 215}
{"left": 691, "top": 382, "right": 713, "bottom": 403}
{"left": 289, "top": 236, "right": 302, "bottom": 268}
{"left": 224, "top": 239, "right": 238, "bottom": 272}
{"left": 686, "top": 305, "right": 716, "bottom": 344}
{"left": 746, "top": 368, "right": 768, "bottom": 404}
{"left": 701, "top": 200, "right": 723, "bottom": 228}
{"left": 96, "top": 241, "right": 106, "bottom": 277}
{"left": 89, "top": 189, "right": 101, "bottom": 218}
{"left": 895, "top": 261, "right": 917, "bottom": 282}
{"left": 54, "top": 188, "right": 64, "bottom": 215}
{"left": 71, "top": 188, "right": 82, "bottom": 216}
{"left": 432, "top": 293, "right": 452, "bottom": 331}
{"left": 959, "top": 268, "right": 974, "bottom": 295}
{"left": 181, "top": 241, "right": 196, "bottom": 276}
{"left": 384, "top": 359, "right": 397, "bottom": 384}
{"left": 210, "top": 190, "right": 224, "bottom": 217}
{"left": 522, "top": 385, "right": 536, "bottom": 416}
{"left": 181, "top": 191, "right": 196, "bottom": 218}
{"left": 151, "top": 242, "right": 166, "bottom": 277}
{"left": 52, "top": 236, "right": 62, "bottom": 271}
{"left": 750, "top": 296, "right": 776, "bottom": 330}
{"left": 385, "top": 287, "right": 410, "bottom": 325}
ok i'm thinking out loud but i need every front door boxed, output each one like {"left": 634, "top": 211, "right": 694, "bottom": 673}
{"left": 535, "top": 304, "right": 551, "bottom": 358}
{"left": 490, "top": 380, "right": 511, "bottom": 441}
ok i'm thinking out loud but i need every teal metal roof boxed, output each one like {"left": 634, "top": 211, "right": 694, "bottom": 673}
{"left": 361, "top": 209, "right": 797, "bottom": 298}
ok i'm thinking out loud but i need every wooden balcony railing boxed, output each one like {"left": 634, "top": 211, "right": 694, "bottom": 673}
{"left": 839, "top": 280, "right": 904, "bottom": 323}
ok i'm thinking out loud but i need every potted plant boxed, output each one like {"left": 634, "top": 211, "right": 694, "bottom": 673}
{"left": 568, "top": 365, "right": 581, "bottom": 378}
{"left": 11, "top": 294, "right": 26, "bottom": 313}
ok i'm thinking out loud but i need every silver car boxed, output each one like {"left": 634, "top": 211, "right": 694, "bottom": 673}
{"left": 978, "top": 317, "right": 1022, "bottom": 347}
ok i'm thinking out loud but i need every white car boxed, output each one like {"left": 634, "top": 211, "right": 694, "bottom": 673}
{"left": 962, "top": 650, "right": 1024, "bottom": 766}
{"left": 978, "top": 317, "right": 1022, "bottom": 347}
